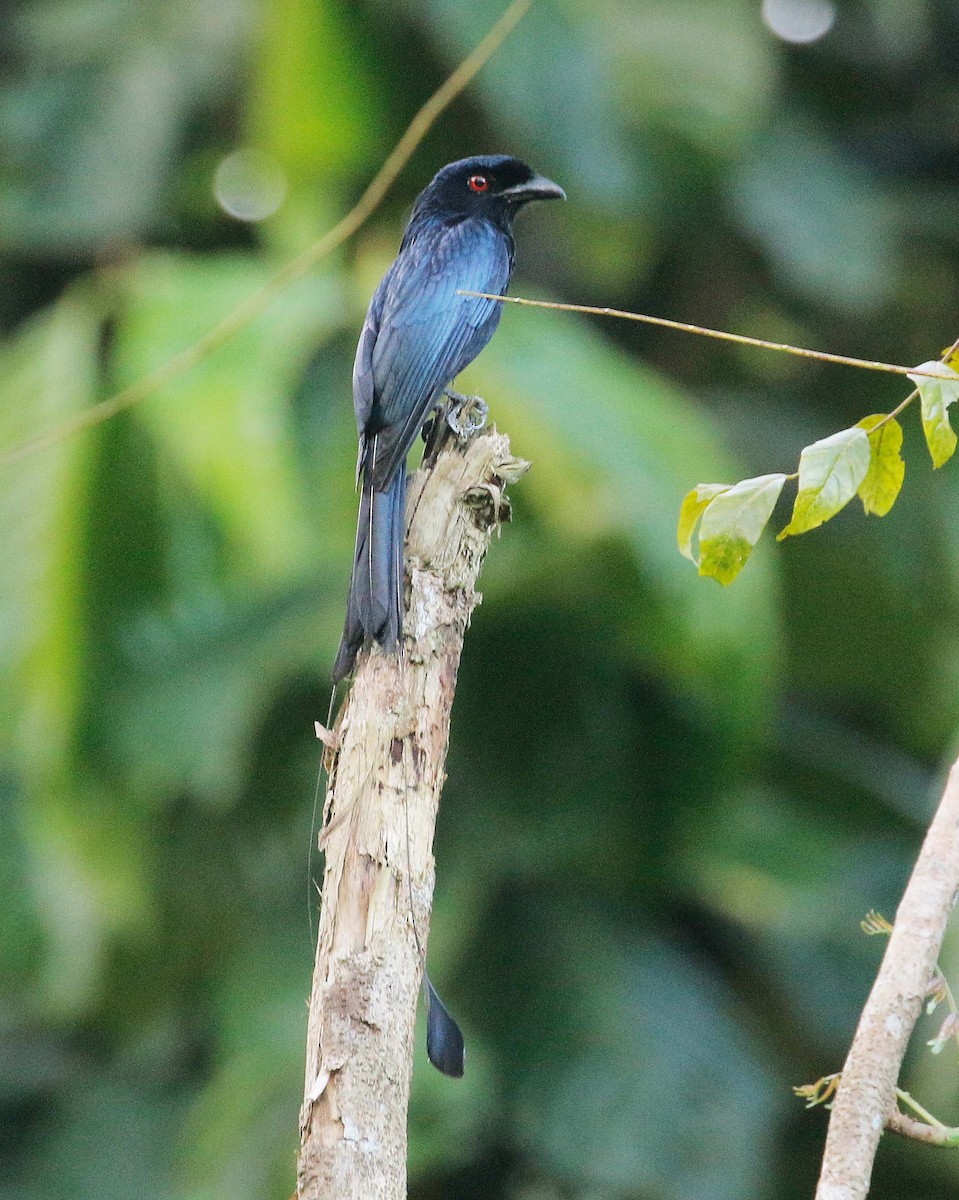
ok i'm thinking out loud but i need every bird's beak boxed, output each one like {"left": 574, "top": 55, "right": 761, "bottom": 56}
{"left": 502, "top": 174, "right": 566, "bottom": 203}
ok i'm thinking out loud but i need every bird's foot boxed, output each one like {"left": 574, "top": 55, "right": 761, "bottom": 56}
{"left": 444, "top": 389, "right": 489, "bottom": 440}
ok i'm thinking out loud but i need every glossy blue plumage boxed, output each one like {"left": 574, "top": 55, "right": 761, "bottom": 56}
{"left": 333, "top": 156, "right": 564, "bottom": 682}
{"left": 357, "top": 215, "right": 511, "bottom": 488}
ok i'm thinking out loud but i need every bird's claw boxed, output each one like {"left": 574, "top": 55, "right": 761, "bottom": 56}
{"left": 444, "top": 390, "right": 489, "bottom": 440}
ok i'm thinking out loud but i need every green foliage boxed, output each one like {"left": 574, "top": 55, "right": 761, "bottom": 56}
{"left": 2, "top": 3, "right": 959, "bottom": 1200}
{"left": 691, "top": 473, "right": 786, "bottom": 584}
{"left": 0, "top": 290, "right": 101, "bottom": 761}
{"left": 0, "top": 0, "right": 251, "bottom": 253}
{"left": 678, "top": 361, "right": 957, "bottom": 584}
{"left": 511, "top": 907, "right": 781, "bottom": 1200}
{"left": 477, "top": 308, "right": 780, "bottom": 727}
{"left": 114, "top": 253, "right": 345, "bottom": 575}
{"left": 910, "top": 360, "right": 959, "bottom": 469}
{"left": 856, "top": 415, "right": 905, "bottom": 517}
{"left": 728, "top": 116, "right": 898, "bottom": 313}
{"left": 247, "top": 0, "right": 381, "bottom": 247}
{"left": 778, "top": 427, "right": 870, "bottom": 540}
{"left": 678, "top": 482, "right": 731, "bottom": 561}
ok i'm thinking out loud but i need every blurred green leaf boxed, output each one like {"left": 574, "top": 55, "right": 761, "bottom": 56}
{"left": 0, "top": 780, "right": 45, "bottom": 997}
{"left": 103, "top": 581, "right": 336, "bottom": 807}
{"left": 473, "top": 306, "right": 782, "bottom": 730}
{"left": 247, "top": 0, "right": 381, "bottom": 247}
{"left": 11, "top": 1078, "right": 179, "bottom": 1200}
{"left": 677, "top": 783, "right": 914, "bottom": 1047}
{"left": 909, "top": 360, "right": 959, "bottom": 469}
{"left": 778, "top": 428, "right": 870, "bottom": 540}
{"left": 413, "top": 0, "right": 639, "bottom": 210}
{"left": 698, "top": 473, "right": 787, "bottom": 584}
{"left": 728, "top": 117, "right": 898, "bottom": 312}
{"left": 113, "top": 252, "right": 349, "bottom": 581}
{"left": 0, "top": 0, "right": 250, "bottom": 253}
{"left": 0, "top": 287, "right": 141, "bottom": 1014}
{"left": 177, "top": 931, "right": 306, "bottom": 1200}
{"left": 513, "top": 904, "right": 782, "bottom": 1200}
{"left": 91, "top": 251, "right": 359, "bottom": 806}
{"left": 610, "top": 0, "right": 776, "bottom": 158}
{"left": 857, "top": 415, "right": 905, "bottom": 516}
{"left": 0, "top": 287, "right": 101, "bottom": 763}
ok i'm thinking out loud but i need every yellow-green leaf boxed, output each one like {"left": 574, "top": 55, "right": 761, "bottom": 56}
{"left": 777, "top": 427, "right": 871, "bottom": 540}
{"left": 677, "top": 483, "right": 731, "bottom": 562}
{"left": 698, "top": 474, "right": 787, "bottom": 585}
{"left": 856, "top": 415, "right": 904, "bottom": 517}
{"left": 909, "top": 360, "right": 959, "bottom": 469}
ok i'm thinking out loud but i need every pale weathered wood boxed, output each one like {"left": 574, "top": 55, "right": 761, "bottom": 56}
{"left": 297, "top": 426, "right": 528, "bottom": 1200}
{"left": 815, "top": 754, "right": 959, "bottom": 1200}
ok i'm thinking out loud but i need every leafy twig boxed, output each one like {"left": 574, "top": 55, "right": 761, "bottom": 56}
{"left": 461, "top": 292, "right": 959, "bottom": 585}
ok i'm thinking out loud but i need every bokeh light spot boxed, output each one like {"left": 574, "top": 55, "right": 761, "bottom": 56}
{"left": 762, "top": 0, "right": 836, "bottom": 44}
{"left": 213, "top": 149, "right": 287, "bottom": 222}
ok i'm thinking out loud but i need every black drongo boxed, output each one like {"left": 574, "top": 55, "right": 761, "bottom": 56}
{"left": 332, "top": 155, "right": 565, "bottom": 681}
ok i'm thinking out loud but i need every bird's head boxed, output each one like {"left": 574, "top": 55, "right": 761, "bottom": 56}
{"left": 413, "top": 155, "right": 565, "bottom": 230}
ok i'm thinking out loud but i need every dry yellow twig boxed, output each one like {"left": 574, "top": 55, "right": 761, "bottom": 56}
{"left": 461, "top": 292, "right": 950, "bottom": 380}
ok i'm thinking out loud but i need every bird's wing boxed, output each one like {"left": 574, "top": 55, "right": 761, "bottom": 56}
{"left": 352, "top": 280, "right": 385, "bottom": 443}
{"left": 364, "top": 219, "right": 511, "bottom": 489}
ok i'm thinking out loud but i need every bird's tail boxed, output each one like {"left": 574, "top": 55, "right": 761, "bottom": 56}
{"left": 333, "top": 439, "right": 407, "bottom": 682}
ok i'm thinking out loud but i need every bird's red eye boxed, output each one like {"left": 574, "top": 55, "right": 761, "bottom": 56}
{"left": 468, "top": 175, "right": 489, "bottom": 193}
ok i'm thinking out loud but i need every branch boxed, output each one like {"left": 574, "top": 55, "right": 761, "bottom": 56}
{"left": 888, "top": 1106, "right": 959, "bottom": 1147}
{"left": 815, "top": 754, "right": 959, "bottom": 1200}
{"left": 458, "top": 292, "right": 948, "bottom": 378}
{"left": 296, "top": 425, "right": 528, "bottom": 1200}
